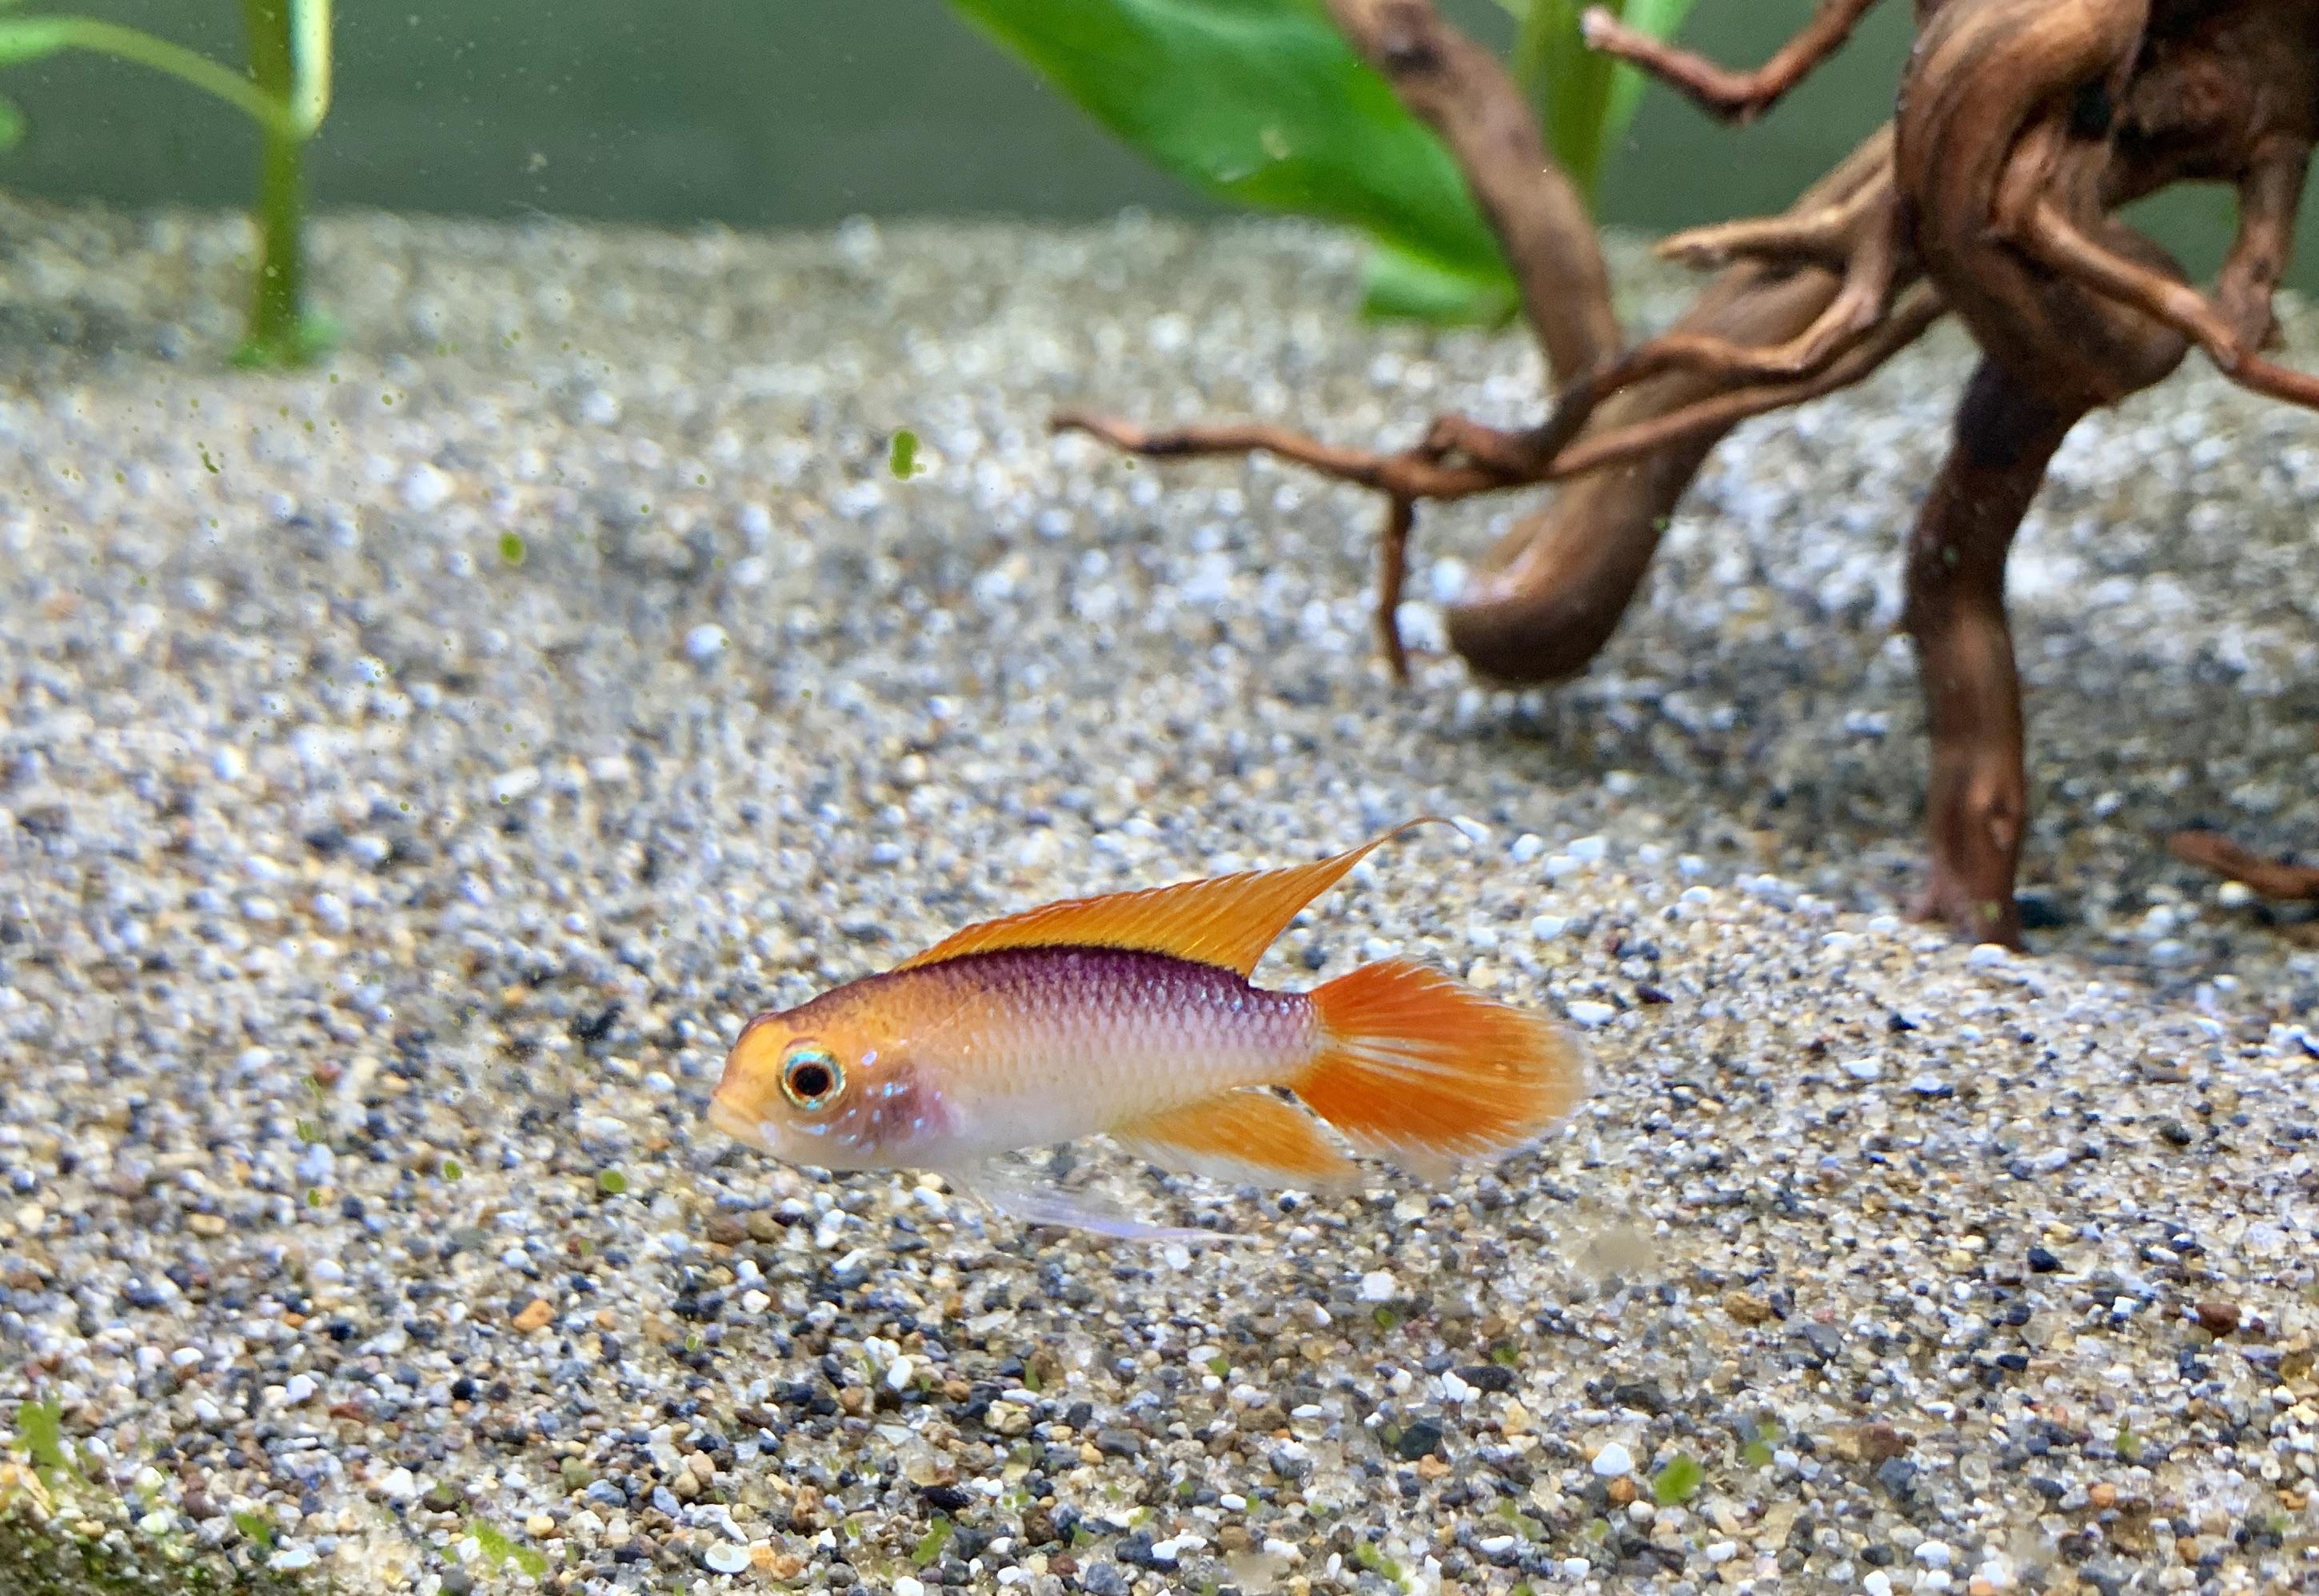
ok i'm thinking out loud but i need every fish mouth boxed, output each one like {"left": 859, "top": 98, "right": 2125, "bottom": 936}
{"left": 705, "top": 1094, "right": 767, "bottom": 1149}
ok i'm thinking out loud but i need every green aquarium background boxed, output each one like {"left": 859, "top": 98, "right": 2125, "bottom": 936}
{"left": 0, "top": 0, "right": 2277, "bottom": 288}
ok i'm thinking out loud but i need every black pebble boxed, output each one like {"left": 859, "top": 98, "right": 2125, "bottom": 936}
{"left": 1394, "top": 1417, "right": 1445, "bottom": 1461}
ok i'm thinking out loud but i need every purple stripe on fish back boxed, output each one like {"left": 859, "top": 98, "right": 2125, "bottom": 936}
{"left": 900, "top": 944, "right": 1319, "bottom": 1103}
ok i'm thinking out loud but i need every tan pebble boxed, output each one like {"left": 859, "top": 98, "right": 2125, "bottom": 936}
{"left": 1218, "top": 1524, "right": 1249, "bottom": 1553}
{"left": 1969, "top": 1581, "right": 1996, "bottom": 1596}
{"left": 1607, "top": 1477, "right": 1637, "bottom": 1506}
{"left": 1499, "top": 1400, "right": 1533, "bottom": 1435}
{"left": 2088, "top": 1482, "right": 2116, "bottom": 1510}
{"left": 2193, "top": 1300, "right": 2240, "bottom": 1338}
{"left": 758, "top": 1547, "right": 804, "bottom": 1578}
{"left": 526, "top": 1514, "right": 555, "bottom": 1538}
{"left": 513, "top": 1298, "right": 554, "bottom": 1332}
{"left": 788, "top": 1484, "right": 821, "bottom": 1530}
{"left": 703, "top": 1215, "right": 746, "bottom": 1247}
{"left": 685, "top": 1451, "right": 716, "bottom": 1482}
{"left": 1415, "top": 1455, "right": 1451, "bottom": 1480}
{"left": 187, "top": 1214, "right": 228, "bottom": 1237}
{"left": 1722, "top": 1291, "right": 1773, "bottom": 1327}
{"left": 836, "top": 1387, "right": 868, "bottom": 1415}
{"left": 1079, "top": 1442, "right": 1101, "bottom": 1466}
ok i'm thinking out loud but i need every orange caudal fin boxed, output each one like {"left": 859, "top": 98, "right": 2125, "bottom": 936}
{"left": 1297, "top": 960, "right": 1587, "bottom": 1177}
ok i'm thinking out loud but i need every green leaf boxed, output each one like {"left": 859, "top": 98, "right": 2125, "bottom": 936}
{"left": 13, "top": 1399, "right": 70, "bottom": 1476}
{"left": 911, "top": 1516, "right": 953, "bottom": 1566}
{"left": 888, "top": 428, "right": 920, "bottom": 479}
{"left": 230, "top": 1510, "right": 276, "bottom": 1549}
{"left": 944, "top": 0, "right": 1507, "bottom": 290}
{"left": 498, "top": 531, "right": 526, "bottom": 567}
{"left": 0, "top": 94, "right": 23, "bottom": 152}
{"left": 473, "top": 1521, "right": 515, "bottom": 1567}
{"left": 1359, "top": 239, "right": 1518, "bottom": 327}
{"left": 1512, "top": 0, "right": 1701, "bottom": 207}
{"left": 1651, "top": 1450, "right": 1706, "bottom": 1505}
{"left": 595, "top": 1167, "right": 628, "bottom": 1196}
{"left": 1606, "top": 0, "right": 1702, "bottom": 139}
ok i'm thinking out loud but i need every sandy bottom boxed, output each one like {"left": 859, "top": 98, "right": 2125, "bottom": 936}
{"left": 0, "top": 197, "right": 2315, "bottom": 1595}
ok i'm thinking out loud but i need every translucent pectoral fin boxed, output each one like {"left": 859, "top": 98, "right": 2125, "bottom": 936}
{"left": 946, "top": 1157, "right": 1231, "bottom": 1245}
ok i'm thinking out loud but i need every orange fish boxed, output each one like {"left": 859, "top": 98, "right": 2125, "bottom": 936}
{"left": 707, "top": 820, "right": 1587, "bottom": 1238}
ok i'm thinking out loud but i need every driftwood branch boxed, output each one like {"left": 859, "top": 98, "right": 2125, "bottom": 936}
{"left": 2168, "top": 832, "right": 2319, "bottom": 904}
{"left": 1052, "top": 0, "right": 2319, "bottom": 945}
{"left": 1321, "top": 0, "right": 1618, "bottom": 381}
{"left": 1580, "top": 0, "right": 1884, "bottom": 124}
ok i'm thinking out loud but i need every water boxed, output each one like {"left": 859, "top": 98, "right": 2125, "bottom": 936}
{"left": 3, "top": 11, "right": 2319, "bottom": 1594}
{"left": 0, "top": 0, "right": 2289, "bottom": 284}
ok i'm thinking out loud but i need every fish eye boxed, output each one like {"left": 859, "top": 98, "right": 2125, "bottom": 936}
{"left": 780, "top": 1046, "right": 844, "bottom": 1111}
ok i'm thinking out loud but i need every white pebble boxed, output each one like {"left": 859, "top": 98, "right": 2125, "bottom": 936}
{"left": 283, "top": 1374, "right": 318, "bottom": 1405}
{"left": 1358, "top": 1271, "right": 1397, "bottom": 1303}
{"left": 1965, "top": 943, "right": 2011, "bottom": 968}
{"left": 1865, "top": 1573, "right": 1893, "bottom": 1596}
{"left": 702, "top": 1541, "right": 752, "bottom": 1574}
{"left": 1510, "top": 833, "right": 1545, "bottom": 863}
{"left": 1591, "top": 1441, "right": 1634, "bottom": 1478}
{"left": 1567, "top": 1000, "right": 1616, "bottom": 1028}
{"left": 400, "top": 464, "right": 453, "bottom": 513}
{"left": 1916, "top": 1540, "right": 1953, "bottom": 1569}
{"left": 312, "top": 892, "right": 352, "bottom": 935}
{"left": 1529, "top": 914, "right": 1568, "bottom": 941}
{"left": 740, "top": 1290, "right": 771, "bottom": 1315}
{"left": 1568, "top": 835, "right": 1607, "bottom": 864}
{"left": 268, "top": 1546, "right": 317, "bottom": 1572}
{"left": 685, "top": 623, "right": 731, "bottom": 663}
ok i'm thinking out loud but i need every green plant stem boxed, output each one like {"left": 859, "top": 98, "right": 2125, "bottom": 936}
{"left": 237, "top": 0, "right": 329, "bottom": 365}
{"left": 20, "top": 17, "right": 299, "bottom": 138}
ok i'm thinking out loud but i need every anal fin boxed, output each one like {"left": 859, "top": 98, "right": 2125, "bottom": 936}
{"left": 1114, "top": 1089, "right": 1360, "bottom": 1194}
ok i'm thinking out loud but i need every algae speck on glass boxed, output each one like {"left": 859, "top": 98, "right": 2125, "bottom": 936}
{"left": 2, "top": 4, "right": 2317, "bottom": 1596}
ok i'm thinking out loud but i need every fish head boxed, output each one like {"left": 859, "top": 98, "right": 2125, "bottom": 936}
{"left": 708, "top": 984, "right": 956, "bottom": 1171}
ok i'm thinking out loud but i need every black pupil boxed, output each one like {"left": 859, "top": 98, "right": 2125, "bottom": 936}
{"left": 789, "top": 1061, "right": 832, "bottom": 1099}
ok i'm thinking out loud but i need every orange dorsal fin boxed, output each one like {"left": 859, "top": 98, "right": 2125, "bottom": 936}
{"left": 894, "top": 818, "right": 1451, "bottom": 978}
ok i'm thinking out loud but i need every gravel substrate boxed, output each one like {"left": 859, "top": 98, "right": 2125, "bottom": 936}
{"left": 1, "top": 195, "right": 2317, "bottom": 1596}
